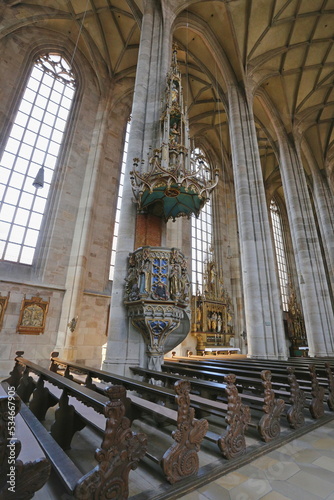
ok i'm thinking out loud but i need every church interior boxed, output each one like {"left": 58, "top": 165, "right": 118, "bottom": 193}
{"left": 0, "top": 0, "right": 334, "bottom": 499}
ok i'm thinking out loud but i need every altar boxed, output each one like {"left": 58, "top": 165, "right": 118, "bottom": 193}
{"left": 191, "top": 260, "right": 235, "bottom": 356}
{"left": 203, "top": 347, "right": 240, "bottom": 355}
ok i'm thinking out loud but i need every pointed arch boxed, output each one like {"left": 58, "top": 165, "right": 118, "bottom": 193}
{"left": 0, "top": 52, "right": 77, "bottom": 264}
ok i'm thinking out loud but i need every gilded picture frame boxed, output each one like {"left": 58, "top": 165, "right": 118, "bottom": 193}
{"left": 17, "top": 295, "right": 49, "bottom": 335}
{"left": 0, "top": 292, "right": 10, "bottom": 329}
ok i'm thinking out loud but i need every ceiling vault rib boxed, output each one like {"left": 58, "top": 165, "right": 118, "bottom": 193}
{"left": 91, "top": 0, "right": 113, "bottom": 76}
{"left": 311, "top": 38, "right": 334, "bottom": 94}
{"left": 296, "top": 64, "right": 334, "bottom": 115}
{"left": 291, "top": 1, "right": 319, "bottom": 116}
{"left": 279, "top": 0, "right": 301, "bottom": 75}
{"left": 323, "top": 119, "right": 334, "bottom": 160}
{"left": 3, "top": 0, "right": 333, "bottom": 184}
{"left": 244, "top": 0, "right": 252, "bottom": 69}
{"left": 114, "top": 23, "right": 137, "bottom": 74}
{"left": 272, "top": 0, "right": 295, "bottom": 23}
{"left": 65, "top": 0, "right": 108, "bottom": 82}
{"left": 273, "top": 9, "right": 334, "bottom": 26}
{"left": 249, "top": 38, "right": 333, "bottom": 77}
{"left": 110, "top": 9, "right": 126, "bottom": 46}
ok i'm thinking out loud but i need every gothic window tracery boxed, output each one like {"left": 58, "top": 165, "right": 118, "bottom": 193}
{"left": 0, "top": 53, "right": 76, "bottom": 264}
{"left": 270, "top": 198, "right": 289, "bottom": 311}
{"left": 191, "top": 148, "right": 213, "bottom": 294}
{"left": 109, "top": 120, "right": 131, "bottom": 280}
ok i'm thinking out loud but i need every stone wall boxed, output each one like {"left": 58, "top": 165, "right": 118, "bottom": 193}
{"left": 0, "top": 25, "right": 132, "bottom": 374}
{"left": 0, "top": 283, "right": 64, "bottom": 376}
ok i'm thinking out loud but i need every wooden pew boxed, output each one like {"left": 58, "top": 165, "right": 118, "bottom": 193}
{"left": 3, "top": 359, "right": 148, "bottom": 497}
{"left": 49, "top": 353, "right": 253, "bottom": 459}
{"left": 48, "top": 353, "right": 329, "bottom": 442}
{"left": 166, "top": 357, "right": 316, "bottom": 387}
{"left": 61, "top": 354, "right": 305, "bottom": 443}
{"left": 161, "top": 360, "right": 328, "bottom": 430}
{"left": 183, "top": 356, "right": 330, "bottom": 381}
{"left": 6, "top": 354, "right": 213, "bottom": 485}
{"left": 164, "top": 358, "right": 331, "bottom": 410}
{"left": 166, "top": 357, "right": 334, "bottom": 413}
{"left": 0, "top": 389, "right": 51, "bottom": 499}
{"left": 190, "top": 357, "right": 333, "bottom": 387}
{"left": 130, "top": 364, "right": 308, "bottom": 431}
{"left": 164, "top": 359, "right": 293, "bottom": 392}
{"left": 48, "top": 354, "right": 286, "bottom": 445}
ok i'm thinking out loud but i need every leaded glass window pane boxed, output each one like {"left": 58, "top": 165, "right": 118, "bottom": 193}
{"left": 270, "top": 199, "right": 289, "bottom": 311}
{"left": 0, "top": 53, "right": 76, "bottom": 264}
{"left": 109, "top": 120, "right": 131, "bottom": 280}
{"left": 191, "top": 149, "right": 213, "bottom": 294}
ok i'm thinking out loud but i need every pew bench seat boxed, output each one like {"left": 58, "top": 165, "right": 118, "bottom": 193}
{"left": 19, "top": 400, "right": 82, "bottom": 494}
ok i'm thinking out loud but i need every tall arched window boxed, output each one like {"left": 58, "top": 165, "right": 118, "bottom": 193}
{"left": 191, "top": 149, "right": 213, "bottom": 294}
{"left": 109, "top": 120, "right": 131, "bottom": 280}
{"left": 270, "top": 198, "right": 289, "bottom": 311}
{"left": 0, "top": 53, "right": 76, "bottom": 265}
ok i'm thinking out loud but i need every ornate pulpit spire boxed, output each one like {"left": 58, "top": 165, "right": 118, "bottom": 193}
{"left": 130, "top": 44, "right": 218, "bottom": 222}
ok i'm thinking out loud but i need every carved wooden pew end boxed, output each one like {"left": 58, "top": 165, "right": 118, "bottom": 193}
{"left": 74, "top": 385, "right": 147, "bottom": 499}
{"left": 160, "top": 380, "right": 208, "bottom": 484}
{"left": 4, "top": 355, "right": 149, "bottom": 499}
{"left": 257, "top": 370, "right": 285, "bottom": 442}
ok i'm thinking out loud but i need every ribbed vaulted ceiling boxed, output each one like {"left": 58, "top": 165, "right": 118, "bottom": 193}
{"left": 2, "top": 0, "right": 334, "bottom": 194}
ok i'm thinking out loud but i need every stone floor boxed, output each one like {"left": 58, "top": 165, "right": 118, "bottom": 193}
{"left": 180, "top": 419, "right": 334, "bottom": 500}
{"left": 14, "top": 410, "right": 334, "bottom": 500}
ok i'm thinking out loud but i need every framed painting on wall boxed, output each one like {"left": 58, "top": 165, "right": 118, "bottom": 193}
{"left": 17, "top": 295, "right": 49, "bottom": 335}
{"left": 0, "top": 292, "right": 10, "bottom": 329}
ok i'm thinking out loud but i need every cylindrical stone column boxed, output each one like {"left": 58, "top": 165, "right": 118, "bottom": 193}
{"left": 309, "top": 168, "right": 334, "bottom": 284}
{"left": 279, "top": 140, "right": 334, "bottom": 356}
{"left": 103, "top": 3, "right": 173, "bottom": 375}
{"left": 228, "top": 84, "right": 288, "bottom": 359}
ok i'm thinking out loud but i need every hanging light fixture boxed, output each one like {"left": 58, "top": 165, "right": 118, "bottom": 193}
{"left": 32, "top": 166, "right": 45, "bottom": 189}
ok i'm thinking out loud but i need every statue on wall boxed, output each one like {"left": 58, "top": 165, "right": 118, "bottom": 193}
{"left": 169, "top": 264, "right": 181, "bottom": 298}
{"left": 139, "top": 260, "right": 151, "bottom": 295}
{"left": 180, "top": 269, "right": 190, "bottom": 302}
{"left": 287, "top": 281, "right": 307, "bottom": 352}
{"left": 211, "top": 312, "right": 217, "bottom": 332}
{"left": 68, "top": 316, "right": 78, "bottom": 333}
{"left": 217, "top": 314, "right": 222, "bottom": 333}
{"left": 171, "top": 80, "right": 179, "bottom": 104}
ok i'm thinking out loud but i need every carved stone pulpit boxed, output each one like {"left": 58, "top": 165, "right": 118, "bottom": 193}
{"left": 124, "top": 246, "right": 191, "bottom": 370}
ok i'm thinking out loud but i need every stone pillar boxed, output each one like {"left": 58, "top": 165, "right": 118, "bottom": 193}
{"left": 313, "top": 173, "right": 334, "bottom": 282}
{"left": 228, "top": 85, "right": 288, "bottom": 359}
{"left": 278, "top": 140, "right": 334, "bottom": 357}
{"left": 103, "top": 2, "right": 173, "bottom": 375}
{"left": 301, "top": 140, "right": 334, "bottom": 282}
{"left": 308, "top": 168, "right": 334, "bottom": 284}
{"left": 54, "top": 95, "right": 110, "bottom": 361}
